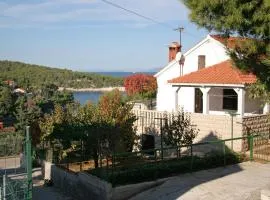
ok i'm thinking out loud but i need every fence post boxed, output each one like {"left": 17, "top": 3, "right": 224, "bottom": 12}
{"left": 3, "top": 175, "right": 6, "bottom": 200}
{"left": 154, "top": 149, "right": 157, "bottom": 162}
{"left": 111, "top": 152, "right": 115, "bottom": 187}
{"left": 249, "top": 134, "right": 254, "bottom": 161}
{"left": 223, "top": 141, "right": 226, "bottom": 166}
{"left": 26, "top": 126, "right": 32, "bottom": 200}
{"left": 190, "top": 144, "right": 193, "bottom": 172}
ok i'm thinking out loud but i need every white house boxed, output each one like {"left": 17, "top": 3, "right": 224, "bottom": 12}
{"left": 155, "top": 34, "right": 268, "bottom": 116}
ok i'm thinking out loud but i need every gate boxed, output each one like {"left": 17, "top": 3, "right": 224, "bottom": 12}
{"left": 0, "top": 127, "right": 32, "bottom": 200}
{"left": 253, "top": 132, "right": 270, "bottom": 162}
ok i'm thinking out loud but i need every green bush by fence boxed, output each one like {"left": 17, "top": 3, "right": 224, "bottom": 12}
{"left": 0, "top": 132, "right": 24, "bottom": 157}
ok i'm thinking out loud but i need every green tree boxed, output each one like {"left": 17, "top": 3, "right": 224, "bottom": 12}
{"left": 40, "top": 90, "right": 138, "bottom": 168}
{"left": 0, "top": 85, "right": 13, "bottom": 117}
{"left": 182, "top": 0, "right": 270, "bottom": 99}
{"left": 163, "top": 111, "right": 199, "bottom": 157}
{"left": 98, "top": 89, "right": 138, "bottom": 152}
{"left": 14, "top": 96, "right": 42, "bottom": 144}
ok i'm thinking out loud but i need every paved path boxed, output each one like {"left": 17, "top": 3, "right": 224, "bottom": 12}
{"left": 32, "top": 168, "right": 74, "bottom": 200}
{"left": 130, "top": 162, "right": 270, "bottom": 200}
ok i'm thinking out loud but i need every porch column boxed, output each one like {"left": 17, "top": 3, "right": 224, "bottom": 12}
{"left": 263, "top": 103, "right": 270, "bottom": 114}
{"left": 200, "top": 87, "right": 211, "bottom": 114}
{"left": 234, "top": 88, "right": 245, "bottom": 116}
{"left": 175, "top": 87, "right": 181, "bottom": 111}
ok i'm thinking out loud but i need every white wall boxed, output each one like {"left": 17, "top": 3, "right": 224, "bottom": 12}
{"left": 156, "top": 60, "right": 181, "bottom": 111}
{"left": 156, "top": 35, "right": 230, "bottom": 112}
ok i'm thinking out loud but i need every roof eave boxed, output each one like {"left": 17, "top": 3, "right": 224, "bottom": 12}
{"left": 169, "top": 82, "right": 246, "bottom": 88}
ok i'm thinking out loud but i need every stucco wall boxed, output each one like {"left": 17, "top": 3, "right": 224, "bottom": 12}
{"left": 45, "top": 162, "right": 168, "bottom": 200}
{"left": 51, "top": 165, "right": 112, "bottom": 200}
{"left": 155, "top": 35, "right": 230, "bottom": 112}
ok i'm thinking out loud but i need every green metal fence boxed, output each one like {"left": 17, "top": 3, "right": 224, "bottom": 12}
{"left": 0, "top": 127, "right": 32, "bottom": 200}
{"left": 89, "top": 133, "right": 269, "bottom": 186}
{"left": 51, "top": 133, "right": 270, "bottom": 186}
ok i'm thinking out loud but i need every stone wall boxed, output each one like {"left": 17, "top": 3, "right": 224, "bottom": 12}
{"left": 242, "top": 114, "right": 270, "bottom": 151}
{"left": 132, "top": 109, "right": 243, "bottom": 152}
{"left": 242, "top": 114, "right": 270, "bottom": 135}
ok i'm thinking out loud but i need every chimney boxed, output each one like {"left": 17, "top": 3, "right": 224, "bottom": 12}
{"left": 168, "top": 42, "right": 181, "bottom": 62}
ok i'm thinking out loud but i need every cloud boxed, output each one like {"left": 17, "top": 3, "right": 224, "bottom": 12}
{"left": 0, "top": 0, "right": 189, "bottom": 28}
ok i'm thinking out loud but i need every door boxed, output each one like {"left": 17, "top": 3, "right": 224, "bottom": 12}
{"left": 195, "top": 88, "right": 203, "bottom": 113}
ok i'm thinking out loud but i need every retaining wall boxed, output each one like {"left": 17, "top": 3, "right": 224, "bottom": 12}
{"left": 43, "top": 162, "right": 167, "bottom": 200}
{"left": 51, "top": 165, "right": 112, "bottom": 200}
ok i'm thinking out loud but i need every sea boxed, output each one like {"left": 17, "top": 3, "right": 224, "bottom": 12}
{"left": 73, "top": 71, "right": 155, "bottom": 104}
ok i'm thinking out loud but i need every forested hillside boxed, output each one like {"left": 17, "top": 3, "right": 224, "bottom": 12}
{"left": 0, "top": 60, "right": 123, "bottom": 89}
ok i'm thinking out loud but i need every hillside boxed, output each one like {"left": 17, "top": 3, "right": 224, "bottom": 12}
{"left": 0, "top": 60, "right": 123, "bottom": 89}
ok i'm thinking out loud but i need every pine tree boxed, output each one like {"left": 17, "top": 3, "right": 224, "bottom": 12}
{"left": 182, "top": 0, "right": 270, "bottom": 100}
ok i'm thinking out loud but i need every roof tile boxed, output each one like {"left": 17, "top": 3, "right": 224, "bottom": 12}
{"left": 168, "top": 60, "right": 256, "bottom": 85}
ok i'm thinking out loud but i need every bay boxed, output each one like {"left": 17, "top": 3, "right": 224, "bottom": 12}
{"left": 95, "top": 72, "right": 155, "bottom": 77}
{"left": 73, "top": 91, "right": 103, "bottom": 104}
{"left": 73, "top": 71, "right": 156, "bottom": 104}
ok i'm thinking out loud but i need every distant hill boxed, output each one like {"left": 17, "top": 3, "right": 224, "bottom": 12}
{"left": 0, "top": 60, "right": 123, "bottom": 89}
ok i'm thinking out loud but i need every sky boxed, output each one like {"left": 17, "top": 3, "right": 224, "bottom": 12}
{"left": 0, "top": 0, "right": 209, "bottom": 72}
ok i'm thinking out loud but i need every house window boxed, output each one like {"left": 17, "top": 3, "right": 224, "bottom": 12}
{"left": 198, "top": 55, "right": 206, "bottom": 70}
{"left": 223, "top": 89, "right": 238, "bottom": 110}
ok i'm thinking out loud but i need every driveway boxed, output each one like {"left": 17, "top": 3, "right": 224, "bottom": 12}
{"left": 130, "top": 162, "right": 270, "bottom": 200}
{"left": 32, "top": 168, "right": 74, "bottom": 200}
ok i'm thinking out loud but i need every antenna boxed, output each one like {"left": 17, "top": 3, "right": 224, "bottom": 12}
{"left": 174, "top": 27, "right": 184, "bottom": 47}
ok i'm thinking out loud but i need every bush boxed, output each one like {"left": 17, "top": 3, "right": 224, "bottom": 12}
{"left": 89, "top": 151, "right": 246, "bottom": 186}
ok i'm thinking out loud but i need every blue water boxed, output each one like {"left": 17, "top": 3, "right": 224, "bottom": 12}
{"left": 74, "top": 71, "right": 156, "bottom": 104}
{"left": 95, "top": 72, "right": 155, "bottom": 77}
{"left": 73, "top": 91, "right": 103, "bottom": 104}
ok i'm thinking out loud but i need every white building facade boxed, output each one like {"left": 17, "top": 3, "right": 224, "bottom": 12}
{"left": 155, "top": 35, "right": 268, "bottom": 116}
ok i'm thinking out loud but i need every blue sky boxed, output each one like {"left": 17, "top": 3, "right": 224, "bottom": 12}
{"left": 0, "top": 0, "right": 209, "bottom": 72}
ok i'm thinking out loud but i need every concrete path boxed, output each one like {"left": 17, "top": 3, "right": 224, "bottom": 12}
{"left": 130, "top": 162, "right": 270, "bottom": 200}
{"left": 32, "top": 168, "right": 74, "bottom": 200}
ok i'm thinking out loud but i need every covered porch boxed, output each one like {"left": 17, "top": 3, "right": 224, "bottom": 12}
{"left": 172, "top": 83, "right": 268, "bottom": 117}
{"left": 168, "top": 60, "right": 268, "bottom": 117}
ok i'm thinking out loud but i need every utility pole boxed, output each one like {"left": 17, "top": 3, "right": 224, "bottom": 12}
{"left": 174, "top": 27, "right": 184, "bottom": 47}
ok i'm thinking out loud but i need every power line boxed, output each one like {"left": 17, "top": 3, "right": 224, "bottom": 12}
{"left": 100, "top": 0, "right": 199, "bottom": 46}
{"left": 100, "top": 0, "right": 174, "bottom": 29}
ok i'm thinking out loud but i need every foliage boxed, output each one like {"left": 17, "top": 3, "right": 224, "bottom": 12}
{"left": 90, "top": 151, "right": 245, "bottom": 186}
{"left": 182, "top": 0, "right": 270, "bottom": 98}
{"left": 0, "top": 60, "right": 123, "bottom": 89}
{"left": 39, "top": 90, "right": 137, "bottom": 168}
{"left": 124, "top": 74, "right": 157, "bottom": 99}
{"left": 0, "top": 132, "right": 24, "bottom": 156}
{"left": 98, "top": 89, "right": 138, "bottom": 152}
{"left": 0, "top": 79, "right": 74, "bottom": 145}
{"left": 0, "top": 84, "right": 15, "bottom": 117}
{"left": 14, "top": 96, "right": 42, "bottom": 144}
{"left": 162, "top": 111, "right": 199, "bottom": 147}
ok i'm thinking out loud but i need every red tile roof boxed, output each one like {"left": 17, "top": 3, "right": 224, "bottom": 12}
{"left": 210, "top": 35, "right": 248, "bottom": 49}
{"left": 168, "top": 60, "right": 257, "bottom": 85}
